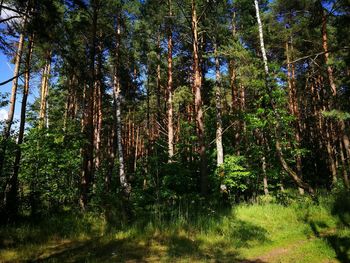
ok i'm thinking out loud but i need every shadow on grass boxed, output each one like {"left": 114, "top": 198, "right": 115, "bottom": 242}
{"left": 306, "top": 191, "right": 350, "bottom": 263}
{"left": 0, "top": 205, "right": 270, "bottom": 262}
{"left": 0, "top": 212, "right": 102, "bottom": 250}
{"left": 42, "top": 219, "right": 267, "bottom": 262}
{"left": 33, "top": 234, "right": 267, "bottom": 263}
{"left": 308, "top": 220, "right": 350, "bottom": 263}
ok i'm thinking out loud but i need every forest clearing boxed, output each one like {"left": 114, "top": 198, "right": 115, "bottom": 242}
{"left": 0, "top": 0, "right": 349, "bottom": 262}
{"left": 0, "top": 192, "right": 349, "bottom": 262}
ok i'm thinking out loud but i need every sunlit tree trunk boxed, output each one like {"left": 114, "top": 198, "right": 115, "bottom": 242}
{"left": 286, "top": 40, "right": 304, "bottom": 195}
{"left": 114, "top": 14, "right": 130, "bottom": 198}
{"left": 214, "top": 42, "right": 223, "bottom": 166}
{"left": 320, "top": 5, "right": 350, "bottom": 183}
{"left": 0, "top": 19, "right": 26, "bottom": 178}
{"left": 254, "top": 0, "right": 314, "bottom": 195}
{"left": 39, "top": 52, "right": 51, "bottom": 129}
{"left": 192, "top": 0, "right": 208, "bottom": 195}
{"left": 167, "top": 0, "right": 174, "bottom": 161}
{"left": 4, "top": 35, "right": 33, "bottom": 218}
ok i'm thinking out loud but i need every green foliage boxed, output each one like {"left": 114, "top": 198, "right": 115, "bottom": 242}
{"left": 323, "top": 110, "right": 350, "bottom": 120}
{"left": 217, "top": 155, "right": 255, "bottom": 202}
{"left": 20, "top": 125, "right": 81, "bottom": 214}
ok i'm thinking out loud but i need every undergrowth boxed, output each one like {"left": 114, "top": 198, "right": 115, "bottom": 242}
{"left": 0, "top": 191, "right": 349, "bottom": 262}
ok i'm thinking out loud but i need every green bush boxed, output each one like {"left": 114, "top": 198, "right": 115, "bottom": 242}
{"left": 217, "top": 155, "right": 255, "bottom": 202}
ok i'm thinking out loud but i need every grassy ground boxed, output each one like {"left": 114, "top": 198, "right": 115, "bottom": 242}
{"left": 0, "top": 193, "right": 349, "bottom": 262}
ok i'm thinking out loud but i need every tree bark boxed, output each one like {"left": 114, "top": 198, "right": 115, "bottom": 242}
{"left": 254, "top": 0, "right": 314, "bottom": 195}
{"left": 0, "top": 20, "right": 26, "bottom": 178}
{"left": 93, "top": 36, "right": 103, "bottom": 173}
{"left": 286, "top": 40, "right": 304, "bottom": 195}
{"left": 167, "top": 0, "right": 174, "bottom": 161}
{"left": 79, "top": 2, "right": 98, "bottom": 209}
{"left": 4, "top": 35, "right": 33, "bottom": 218}
{"left": 262, "top": 156, "right": 269, "bottom": 195}
{"left": 114, "top": 14, "right": 130, "bottom": 198}
{"left": 192, "top": 0, "right": 208, "bottom": 195}
{"left": 156, "top": 31, "right": 162, "bottom": 126}
{"left": 214, "top": 42, "right": 223, "bottom": 166}
{"left": 39, "top": 52, "right": 51, "bottom": 128}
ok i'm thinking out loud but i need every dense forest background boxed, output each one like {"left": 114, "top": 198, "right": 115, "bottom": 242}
{"left": 0, "top": 0, "right": 349, "bottom": 223}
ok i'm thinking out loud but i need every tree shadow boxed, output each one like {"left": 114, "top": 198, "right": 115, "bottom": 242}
{"left": 25, "top": 211, "right": 270, "bottom": 262}
{"left": 0, "top": 212, "right": 99, "bottom": 250}
{"left": 308, "top": 220, "right": 350, "bottom": 263}
{"left": 33, "top": 237, "right": 153, "bottom": 262}
{"left": 33, "top": 234, "right": 268, "bottom": 263}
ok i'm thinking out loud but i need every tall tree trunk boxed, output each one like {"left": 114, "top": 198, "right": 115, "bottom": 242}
{"left": 192, "top": 0, "right": 208, "bottom": 195}
{"left": 214, "top": 42, "right": 223, "bottom": 166}
{"left": 339, "top": 139, "right": 350, "bottom": 189}
{"left": 321, "top": 9, "right": 336, "bottom": 97}
{"left": 286, "top": 40, "right": 304, "bottom": 195}
{"left": 320, "top": 5, "right": 350, "bottom": 182}
{"left": 80, "top": 2, "right": 98, "bottom": 209}
{"left": 114, "top": 14, "right": 130, "bottom": 198}
{"left": 0, "top": 21, "right": 26, "bottom": 178}
{"left": 262, "top": 156, "right": 269, "bottom": 195}
{"left": 4, "top": 35, "right": 33, "bottom": 218}
{"left": 254, "top": 0, "right": 314, "bottom": 195}
{"left": 156, "top": 31, "right": 162, "bottom": 126}
{"left": 167, "top": 0, "right": 174, "bottom": 161}
{"left": 39, "top": 52, "right": 51, "bottom": 128}
{"left": 93, "top": 36, "right": 103, "bottom": 173}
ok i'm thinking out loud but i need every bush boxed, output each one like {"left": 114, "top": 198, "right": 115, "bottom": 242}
{"left": 217, "top": 155, "right": 255, "bottom": 202}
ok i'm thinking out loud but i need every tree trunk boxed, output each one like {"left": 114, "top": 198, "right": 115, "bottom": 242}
{"left": 320, "top": 5, "right": 350, "bottom": 182}
{"left": 254, "top": 0, "right": 314, "bottom": 195}
{"left": 192, "top": 0, "right": 207, "bottom": 195}
{"left": 39, "top": 52, "right": 51, "bottom": 129}
{"left": 0, "top": 22, "right": 26, "bottom": 178}
{"left": 4, "top": 35, "right": 33, "bottom": 219}
{"left": 93, "top": 36, "right": 103, "bottom": 173}
{"left": 156, "top": 31, "right": 162, "bottom": 126}
{"left": 114, "top": 14, "right": 130, "bottom": 198}
{"left": 167, "top": 0, "right": 174, "bottom": 161}
{"left": 80, "top": 3, "right": 97, "bottom": 210}
{"left": 214, "top": 42, "right": 223, "bottom": 166}
{"left": 286, "top": 40, "right": 304, "bottom": 195}
{"left": 262, "top": 156, "right": 269, "bottom": 195}
{"left": 321, "top": 9, "right": 336, "bottom": 97}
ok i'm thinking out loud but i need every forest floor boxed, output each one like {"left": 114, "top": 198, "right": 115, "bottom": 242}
{"left": 0, "top": 193, "right": 349, "bottom": 263}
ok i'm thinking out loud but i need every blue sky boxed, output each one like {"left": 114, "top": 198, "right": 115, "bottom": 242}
{"left": 0, "top": 48, "right": 40, "bottom": 125}
{"left": 0, "top": 51, "right": 15, "bottom": 122}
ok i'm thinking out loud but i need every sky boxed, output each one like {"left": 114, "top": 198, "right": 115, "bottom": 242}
{"left": 0, "top": 6, "right": 19, "bottom": 123}
{"left": 0, "top": 51, "right": 15, "bottom": 122}
{"left": 0, "top": 7, "right": 40, "bottom": 126}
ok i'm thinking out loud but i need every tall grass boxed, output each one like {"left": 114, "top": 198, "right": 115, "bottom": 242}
{"left": 0, "top": 191, "right": 349, "bottom": 262}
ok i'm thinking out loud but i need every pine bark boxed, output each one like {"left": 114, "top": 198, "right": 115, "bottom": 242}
{"left": 80, "top": 2, "right": 98, "bottom": 209}
{"left": 192, "top": 0, "right": 208, "bottom": 195}
{"left": 0, "top": 20, "right": 26, "bottom": 178}
{"left": 39, "top": 52, "right": 51, "bottom": 128}
{"left": 4, "top": 35, "right": 33, "bottom": 218}
{"left": 286, "top": 40, "right": 304, "bottom": 195}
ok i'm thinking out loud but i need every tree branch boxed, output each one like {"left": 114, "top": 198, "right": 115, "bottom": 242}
{"left": 0, "top": 71, "right": 26, "bottom": 86}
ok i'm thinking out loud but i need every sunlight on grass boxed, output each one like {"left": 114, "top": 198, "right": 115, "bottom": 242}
{"left": 0, "top": 196, "right": 348, "bottom": 262}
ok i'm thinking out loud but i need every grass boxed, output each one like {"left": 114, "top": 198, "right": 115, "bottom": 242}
{"left": 0, "top": 192, "right": 349, "bottom": 262}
